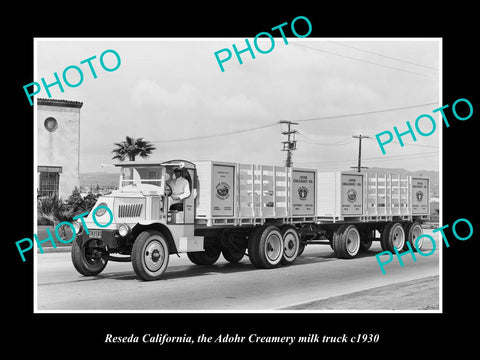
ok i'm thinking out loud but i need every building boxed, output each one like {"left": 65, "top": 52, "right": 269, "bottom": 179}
{"left": 37, "top": 98, "right": 83, "bottom": 199}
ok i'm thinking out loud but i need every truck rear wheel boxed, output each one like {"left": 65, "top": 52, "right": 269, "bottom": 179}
{"left": 248, "top": 225, "right": 284, "bottom": 269}
{"left": 403, "top": 222, "right": 424, "bottom": 252}
{"left": 332, "top": 225, "right": 361, "bottom": 259}
{"left": 280, "top": 226, "right": 300, "bottom": 265}
{"left": 221, "top": 242, "right": 246, "bottom": 263}
{"left": 131, "top": 230, "right": 170, "bottom": 281}
{"left": 381, "top": 223, "right": 405, "bottom": 253}
{"left": 359, "top": 229, "right": 375, "bottom": 252}
{"left": 71, "top": 237, "right": 108, "bottom": 276}
{"left": 187, "top": 246, "right": 221, "bottom": 265}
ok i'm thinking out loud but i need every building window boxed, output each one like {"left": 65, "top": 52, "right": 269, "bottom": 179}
{"left": 44, "top": 117, "right": 58, "bottom": 132}
{"left": 38, "top": 172, "right": 60, "bottom": 198}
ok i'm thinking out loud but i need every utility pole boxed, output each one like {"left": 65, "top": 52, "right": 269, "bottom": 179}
{"left": 351, "top": 135, "right": 370, "bottom": 172}
{"left": 279, "top": 120, "right": 298, "bottom": 168}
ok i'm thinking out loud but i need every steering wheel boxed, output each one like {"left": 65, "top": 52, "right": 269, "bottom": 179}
{"left": 164, "top": 183, "right": 172, "bottom": 196}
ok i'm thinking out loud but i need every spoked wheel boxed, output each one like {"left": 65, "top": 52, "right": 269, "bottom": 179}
{"left": 381, "top": 223, "right": 406, "bottom": 253}
{"left": 248, "top": 225, "right": 284, "bottom": 269}
{"left": 280, "top": 226, "right": 300, "bottom": 265}
{"left": 132, "top": 230, "right": 170, "bottom": 281}
{"left": 403, "top": 222, "right": 424, "bottom": 252}
{"left": 332, "top": 225, "right": 361, "bottom": 259}
{"left": 71, "top": 237, "right": 108, "bottom": 276}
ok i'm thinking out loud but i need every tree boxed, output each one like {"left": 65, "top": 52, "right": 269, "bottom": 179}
{"left": 112, "top": 136, "right": 156, "bottom": 161}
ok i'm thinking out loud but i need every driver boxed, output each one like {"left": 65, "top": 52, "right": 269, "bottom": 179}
{"left": 168, "top": 168, "right": 190, "bottom": 211}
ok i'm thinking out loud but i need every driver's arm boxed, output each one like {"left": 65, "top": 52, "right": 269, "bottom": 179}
{"left": 178, "top": 179, "right": 191, "bottom": 200}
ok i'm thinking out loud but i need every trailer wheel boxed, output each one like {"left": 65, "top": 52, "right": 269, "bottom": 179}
{"left": 131, "top": 230, "right": 170, "bottom": 281}
{"left": 187, "top": 246, "right": 221, "bottom": 265}
{"left": 248, "top": 225, "right": 284, "bottom": 269}
{"left": 403, "top": 222, "right": 424, "bottom": 252}
{"left": 359, "top": 229, "right": 375, "bottom": 252}
{"left": 381, "top": 223, "right": 406, "bottom": 253}
{"left": 71, "top": 237, "right": 108, "bottom": 276}
{"left": 280, "top": 226, "right": 300, "bottom": 265}
{"left": 332, "top": 225, "right": 361, "bottom": 259}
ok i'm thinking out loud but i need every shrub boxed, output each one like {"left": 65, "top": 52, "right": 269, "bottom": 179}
{"left": 37, "top": 188, "right": 100, "bottom": 225}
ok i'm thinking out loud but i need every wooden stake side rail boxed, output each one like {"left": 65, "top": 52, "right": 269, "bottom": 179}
{"left": 195, "top": 161, "right": 430, "bottom": 227}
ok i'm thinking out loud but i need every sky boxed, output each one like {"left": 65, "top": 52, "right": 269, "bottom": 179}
{"left": 35, "top": 38, "right": 441, "bottom": 174}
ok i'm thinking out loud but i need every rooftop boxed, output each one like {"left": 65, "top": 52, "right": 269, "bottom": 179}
{"left": 37, "top": 98, "right": 83, "bottom": 108}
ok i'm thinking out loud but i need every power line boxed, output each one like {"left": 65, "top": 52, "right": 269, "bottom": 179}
{"left": 364, "top": 136, "right": 439, "bottom": 149}
{"left": 291, "top": 42, "right": 433, "bottom": 77}
{"left": 296, "top": 132, "right": 355, "bottom": 146}
{"left": 298, "top": 151, "right": 439, "bottom": 166}
{"left": 148, "top": 102, "right": 439, "bottom": 144}
{"left": 291, "top": 102, "right": 439, "bottom": 123}
{"left": 150, "top": 122, "right": 278, "bottom": 143}
{"left": 328, "top": 41, "right": 439, "bottom": 71}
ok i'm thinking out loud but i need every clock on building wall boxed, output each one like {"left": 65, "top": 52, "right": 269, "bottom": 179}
{"left": 44, "top": 117, "right": 58, "bottom": 132}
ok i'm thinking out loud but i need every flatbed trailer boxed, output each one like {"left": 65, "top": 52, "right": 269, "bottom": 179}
{"left": 70, "top": 159, "right": 429, "bottom": 280}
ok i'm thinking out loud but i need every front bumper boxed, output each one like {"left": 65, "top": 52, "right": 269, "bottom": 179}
{"left": 80, "top": 229, "right": 127, "bottom": 249}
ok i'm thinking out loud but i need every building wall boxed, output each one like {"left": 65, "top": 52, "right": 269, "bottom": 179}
{"left": 37, "top": 99, "right": 83, "bottom": 199}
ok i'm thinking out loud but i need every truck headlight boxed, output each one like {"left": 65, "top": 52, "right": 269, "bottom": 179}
{"left": 118, "top": 223, "right": 130, "bottom": 237}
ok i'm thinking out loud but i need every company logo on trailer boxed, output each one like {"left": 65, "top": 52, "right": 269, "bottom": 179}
{"left": 347, "top": 189, "right": 357, "bottom": 203}
{"left": 216, "top": 182, "right": 230, "bottom": 199}
{"left": 416, "top": 191, "right": 424, "bottom": 201}
{"left": 298, "top": 186, "right": 308, "bottom": 200}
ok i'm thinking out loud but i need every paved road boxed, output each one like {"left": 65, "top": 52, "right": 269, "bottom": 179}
{"left": 36, "top": 230, "right": 440, "bottom": 311}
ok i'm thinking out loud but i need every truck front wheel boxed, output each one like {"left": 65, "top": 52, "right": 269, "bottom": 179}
{"left": 131, "top": 230, "right": 170, "bottom": 281}
{"left": 71, "top": 237, "right": 108, "bottom": 276}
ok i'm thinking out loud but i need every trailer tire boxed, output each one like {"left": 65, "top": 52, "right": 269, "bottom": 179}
{"left": 71, "top": 237, "right": 108, "bottom": 276}
{"left": 131, "top": 230, "right": 169, "bottom": 281}
{"left": 280, "top": 226, "right": 300, "bottom": 265}
{"left": 248, "top": 225, "right": 284, "bottom": 269}
{"left": 187, "top": 246, "right": 221, "bottom": 265}
{"left": 332, "top": 225, "right": 361, "bottom": 259}
{"left": 381, "top": 222, "right": 406, "bottom": 253}
{"left": 403, "top": 222, "right": 424, "bottom": 252}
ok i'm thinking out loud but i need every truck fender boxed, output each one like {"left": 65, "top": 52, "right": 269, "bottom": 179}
{"left": 132, "top": 221, "right": 178, "bottom": 254}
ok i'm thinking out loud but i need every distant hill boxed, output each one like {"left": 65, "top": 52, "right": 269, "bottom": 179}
{"left": 79, "top": 172, "right": 119, "bottom": 187}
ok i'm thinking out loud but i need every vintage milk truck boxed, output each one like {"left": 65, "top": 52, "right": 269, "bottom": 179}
{"left": 71, "top": 159, "right": 430, "bottom": 281}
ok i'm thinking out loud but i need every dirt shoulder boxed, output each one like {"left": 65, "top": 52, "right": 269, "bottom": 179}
{"left": 282, "top": 275, "right": 439, "bottom": 311}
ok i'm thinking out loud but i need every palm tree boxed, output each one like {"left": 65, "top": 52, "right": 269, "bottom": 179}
{"left": 112, "top": 136, "right": 156, "bottom": 161}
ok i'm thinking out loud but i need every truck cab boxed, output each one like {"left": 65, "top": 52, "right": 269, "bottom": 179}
{"left": 71, "top": 160, "right": 204, "bottom": 281}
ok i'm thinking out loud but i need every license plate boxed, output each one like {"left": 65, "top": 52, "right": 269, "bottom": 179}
{"left": 89, "top": 229, "right": 102, "bottom": 238}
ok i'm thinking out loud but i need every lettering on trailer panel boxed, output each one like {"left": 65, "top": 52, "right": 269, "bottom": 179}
{"left": 412, "top": 178, "right": 429, "bottom": 214}
{"left": 341, "top": 174, "right": 363, "bottom": 215}
{"left": 212, "top": 164, "right": 235, "bottom": 216}
{"left": 292, "top": 170, "right": 315, "bottom": 216}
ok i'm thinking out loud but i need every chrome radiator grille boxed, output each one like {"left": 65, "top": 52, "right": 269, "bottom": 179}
{"left": 118, "top": 203, "right": 143, "bottom": 218}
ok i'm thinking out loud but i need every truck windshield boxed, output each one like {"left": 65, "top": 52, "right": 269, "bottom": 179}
{"left": 120, "top": 167, "right": 164, "bottom": 187}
